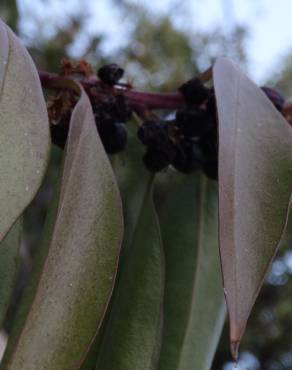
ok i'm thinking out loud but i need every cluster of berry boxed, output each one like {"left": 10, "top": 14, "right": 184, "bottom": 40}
{"left": 49, "top": 62, "right": 286, "bottom": 182}
{"left": 137, "top": 81, "right": 286, "bottom": 179}
{"left": 93, "top": 64, "right": 132, "bottom": 154}
{"left": 138, "top": 78, "right": 219, "bottom": 179}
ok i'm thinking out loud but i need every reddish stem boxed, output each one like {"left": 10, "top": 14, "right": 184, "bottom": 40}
{"left": 125, "top": 90, "right": 184, "bottom": 109}
{"left": 38, "top": 70, "right": 185, "bottom": 111}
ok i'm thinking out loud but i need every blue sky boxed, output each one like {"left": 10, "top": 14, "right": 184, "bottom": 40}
{"left": 17, "top": 0, "right": 292, "bottom": 84}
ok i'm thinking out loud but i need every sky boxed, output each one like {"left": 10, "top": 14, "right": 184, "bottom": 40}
{"left": 126, "top": 0, "right": 292, "bottom": 83}
{"left": 187, "top": 0, "right": 292, "bottom": 83}
{"left": 17, "top": 0, "right": 292, "bottom": 84}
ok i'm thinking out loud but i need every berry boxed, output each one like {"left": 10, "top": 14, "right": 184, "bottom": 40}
{"left": 113, "top": 94, "right": 132, "bottom": 122}
{"left": 93, "top": 94, "right": 132, "bottom": 124}
{"left": 97, "top": 63, "right": 124, "bottom": 86}
{"left": 261, "top": 86, "right": 285, "bottom": 112}
{"left": 97, "top": 119, "right": 127, "bottom": 154}
{"left": 203, "top": 160, "right": 218, "bottom": 180}
{"left": 50, "top": 120, "right": 69, "bottom": 149}
{"left": 175, "top": 107, "right": 214, "bottom": 137}
{"left": 178, "top": 78, "right": 209, "bottom": 105}
{"left": 171, "top": 139, "right": 203, "bottom": 173}
{"left": 93, "top": 97, "right": 114, "bottom": 123}
{"left": 199, "top": 130, "right": 218, "bottom": 180}
{"left": 137, "top": 120, "right": 164, "bottom": 146}
{"left": 199, "top": 132, "right": 218, "bottom": 163}
{"left": 206, "top": 93, "right": 217, "bottom": 120}
{"left": 143, "top": 148, "right": 170, "bottom": 172}
{"left": 112, "top": 123, "right": 127, "bottom": 153}
{"left": 138, "top": 120, "right": 175, "bottom": 154}
{"left": 138, "top": 120, "right": 177, "bottom": 172}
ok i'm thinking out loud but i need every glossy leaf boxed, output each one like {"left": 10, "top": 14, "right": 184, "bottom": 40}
{"left": 95, "top": 183, "right": 164, "bottom": 370}
{"left": 0, "top": 219, "right": 22, "bottom": 327}
{"left": 4, "top": 85, "right": 123, "bottom": 370}
{"left": 155, "top": 171, "right": 225, "bottom": 370}
{"left": 0, "top": 20, "right": 50, "bottom": 241}
{"left": 213, "top": 57, "right": 292, "bottom": 359}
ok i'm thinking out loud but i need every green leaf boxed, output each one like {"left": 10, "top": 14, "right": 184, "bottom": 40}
{"left": 154, "top": 171, "right": 225, "bottom": 370}
{"left": 95, "top": 182, "right": 164, "bottom": 370}
{"left": 0, "top": 20, "right": 50, "bottom": 241}
{"left": 79, "top": 121, "right": 153, "bottom": 370}
{"left": 1, "top": 161, "right": 64, "bottom": 368}
{"left": 0, "top": 219, "right": 22, "bottom": 327}
{"left": 3, "top": 85, "right": 123, "bottom": 370}
{"left": 213, "top": 57, "right": 292, "bottom": 359}
{"left": 111, "top": 121, "right": 152, "bottom": 259}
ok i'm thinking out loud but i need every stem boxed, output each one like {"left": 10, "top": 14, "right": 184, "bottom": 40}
{"left": 125, "top": 90, "right": 184, "bottom": 109}
{"left": 38, "top": 70, "right": 185, "bottom": 111}
{"left": 38, "top": 70, "right": 57, "bottom": 86}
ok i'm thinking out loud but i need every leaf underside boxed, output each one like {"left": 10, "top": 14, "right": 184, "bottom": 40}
{"left": 95, "top": 182, "right": 164, "bottom": 370}
{"left": 0, "top": 219, "right": 22, "bottom": 328}
{"left": 214, "top": 57, "right": 292, "bottom": 359}
{"left": 0, "top": 19, "right": 50, "bottom": 241}
{"left": 4, "top": 85, "right": 123, "bottom": 370}
{"left": 155, "top": 171, "right": 225, "bottom": 370}
{"left": 79, "top": 120, "right": 154, "bottom": 370}
{"left": 1, "top": 20, "right": 290, "bottom": 370}
{"left": 94, "top": 124, "right": 164, "bottom": 370}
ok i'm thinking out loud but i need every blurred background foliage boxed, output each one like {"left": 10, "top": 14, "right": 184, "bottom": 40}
{"left": 1, "top": 1, "right": 292, "bottom": 369}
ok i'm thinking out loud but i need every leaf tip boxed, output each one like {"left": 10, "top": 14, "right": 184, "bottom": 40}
{"left": 230, "top": 340, "right": 240, "bottom": 362}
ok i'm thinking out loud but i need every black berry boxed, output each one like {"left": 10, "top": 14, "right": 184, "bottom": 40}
{"left": 179, "top": 78, "right": 209, "bottom": 105}
{"left": 261, "top": 86, "right": 285, "bottom": 112}
{"left": 97, "top": 119, "right": 127, "bottom": 154}
{"left": 113, "top": 94, "right": 132, "bottom": 122}
{"left": 199, "top": 132, "right": 218, "bottom": 163}
{"left": 138, "top": 120, "right": 177, "bottom": 172}
{"left": 98, "top": 64, "right": 124, "bottom": 86}
{"left": 50, "top": 120, "right": 69, "bottom": 149}
{"left": 137, "top": 120, "right": 166, "bottom": 146}
{"left": 175, "top": 107, "right": 214, "bottom": 138}
{"left": 143, "top": 148, "right": 170, "bottom": 172}
{"left": 93, "top": 94, "right": 132, "bottom": 124}
{"left": 171, "top": 139, "right": 203, "bottom": 173}
{"left": 203, "top": 160, "right": 218, "bottom": 180}
{"left": 206, "top": 93, "right": 217, "bottom": 120}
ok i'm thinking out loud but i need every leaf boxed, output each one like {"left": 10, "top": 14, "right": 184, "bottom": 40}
{"left": 0, "top": 219, "right": 22, "bottom": 327}
{"left": 79, "top": 121, "right": 153, "bottom": 370}
{"left": 154, "top": 171, "right": 225, "bottom": 370}
{"left": 1, "top": 163, "right": 64, "bottom": 368}
{"left": 3, "top": 84, "right": 123, "bottom": 370}
{"left": 95, "top": 182, "right": 164, "bottom": 370}
{"left": 0, "top": 20, "right": 50, "bottom": 241}
{"left": 213, "top": 57, "right": 292, "bottom": 359}
{"left": 111, "top": 121, "right": 152, "bottom": 259}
